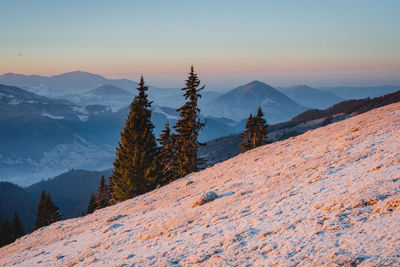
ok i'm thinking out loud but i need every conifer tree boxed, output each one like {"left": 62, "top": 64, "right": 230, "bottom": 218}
{"left": 0, "top": 219, "right": 13, "bottom": 247}
{"left": 253, "top": 107, "right": 268, "bottom": 147}
{"left": 87, "top": 193, "right": 97, "bottom": 214}
{"left": 239, "top": 107, "right": 268, "bottom": 152}
{"left": 34, "top": 190, "right": 61, "bottom": 230}
{"left": 96, "top": 176, "right": 110, "bottom": 209}
{"left": 239, "top": 114, "right": 256, "bottom": 152}
{"left": 173, "top": 66, "right": 205, "bottom": 177}
{"left": 107, "top": 177, "right": 114, "bottom": 203}
{"left": 110, "top": 76, "right": 159, "bottom": 203}
{"left": 156, "top": 123, "right": 177, "bottom": 185}
{"left": 12, "top": 213, "right": 25, "bottom": 240}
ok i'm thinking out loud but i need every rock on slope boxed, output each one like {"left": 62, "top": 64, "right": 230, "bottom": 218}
{"left": 1, "top": 104, "right": 400, "bottom": 266}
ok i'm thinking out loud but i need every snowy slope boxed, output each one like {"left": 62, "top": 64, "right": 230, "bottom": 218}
{"left": 1, "top": 103, "right": 400, "bottom": 266}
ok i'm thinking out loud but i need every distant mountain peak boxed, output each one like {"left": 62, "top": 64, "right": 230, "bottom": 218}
{"left": 236, "top": 81, "right": 278, "bottom": 95}
{"left": 51, "top": 71, "right": 105, "bottom": 79}
{"left": 205, "top": 80, "right": 306, "bottom": 123}
{"left": 0, "top": 72, "right": 43, "bottom": 78}
{"left": 3, "top": 72, "right": 15, "bottom": 76}
{"left": 244, "top": 80, "right": 270, "bottom": 87}
{"left": 240, "top": 80, "right": 276, "bottom": 92}
{"left": 247, "top": 80, "right": 264, "bottom": 85}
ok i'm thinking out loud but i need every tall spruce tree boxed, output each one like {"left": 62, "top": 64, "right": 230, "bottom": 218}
{"left": 110, "top": 76, "right": 159, "bottom": 203}
{"left": 96, "top": 176, "right": 110, "bottom": 209}
{"left": 156, "top": 123, "right": 177, "bottom": 185}
{"left": 12, "top": 213, "right": 25, "bottom": 240}
{"left": 0, "top": 219, "right": 13, "bottom": 247}
{"left": 34, "top": 190, "right": 61, "bottom": 230}
{"left": 173, "top": 66, "right": 205, "bottom": 178}
{"left": 87, "top": 193, "right": 97, "bottom": 214}
{"left": 239, "top": 107, "right": 268, "bottom": 152}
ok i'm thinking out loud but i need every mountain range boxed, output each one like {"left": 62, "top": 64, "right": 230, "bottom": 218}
{"left": 204, "top": 80, "right": 307, "bottom": 123}
{"left": 0, "top": 71, "right": 220, "bottom": 109}
{"left": 0, "top": 71, "right": 138, "bottom": 97}
{"left": 1, "top": 71, "right": 399, "bottom": 186}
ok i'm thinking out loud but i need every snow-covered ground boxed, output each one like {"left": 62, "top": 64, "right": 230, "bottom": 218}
{"left": 1, "top": 103, "right": 400, "bottom": 266}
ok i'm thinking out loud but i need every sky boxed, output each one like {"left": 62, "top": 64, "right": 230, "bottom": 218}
{"left": 0, "top": 0, "right": 399, "bottom": 90}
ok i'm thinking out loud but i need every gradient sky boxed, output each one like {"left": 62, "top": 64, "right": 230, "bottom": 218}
{"left": 1, "top": 0, "right": 399, "bottom": 89}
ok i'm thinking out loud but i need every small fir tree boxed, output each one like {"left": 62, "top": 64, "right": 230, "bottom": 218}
{"left": 87, "top": 193, "right": 97, "bottom": 214}
{"left": 0, "top": 219, "right": 13, "bottom": 247}
{"left": 239, "top": 107, "right": 268, "bottom": 152}
{"left": 34, "top": 190, "right": 61, "bottom": 230}
{"left": 239, "top": 114, "right": 256, "bottom": 152}
{"left": 12, "top": 213, "right": 25, "bottom": 240}
{"left": 96, "top": 176, "right": 110, "bottom": 209}
{"left": 156, "top": 123, "right": 177, "bottom": 185}
{"left": 173, "top": 66, "right": 205, "bottom": 178}
{"left": 107, "top": 176, "right": 114, "bottom": 203}
{"left": 254, "top": 107, "right": 268, "bottom": 147}
{"left": 110, "top": 76, "right": 160, "bottom": 203}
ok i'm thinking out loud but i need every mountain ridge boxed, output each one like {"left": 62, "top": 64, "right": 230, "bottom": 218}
{"left": 279, "top": 85, "right": 344, "bottom": 109}
{"left": 0, "top": 71, "right": 139, "bottom": 97}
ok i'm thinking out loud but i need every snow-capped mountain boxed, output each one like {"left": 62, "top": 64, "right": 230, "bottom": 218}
{"left": 278, "top": 85, "right": 344, "bottom": 109}
{"left": 203, "top": 80, "right": 307, "bottom": 123}
{"left": 1, "top": 103, "right": 399, "bottom": 265}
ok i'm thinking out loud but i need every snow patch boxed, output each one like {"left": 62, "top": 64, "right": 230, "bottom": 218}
{"left": 153, "top": 106, "right": 179, "bottom": 120}
{"left": 41, "top": 113, "right": 64, "bottom": 120}
{"left": 72, "top": 106, "right": 89, "bottom": 121}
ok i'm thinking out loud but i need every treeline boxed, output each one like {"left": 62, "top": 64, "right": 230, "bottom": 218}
{"left": 0, "top": 189, "right": 60, "bottom": 248}
{"left": 0, "top": 213, "right": 25, "bottom": 248}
